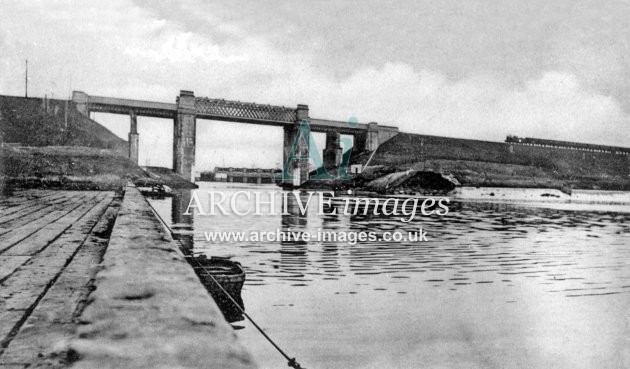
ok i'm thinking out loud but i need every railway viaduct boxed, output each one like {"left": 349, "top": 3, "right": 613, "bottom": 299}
{"left": 72, "top": 90, "right": 398, "bottom": 186}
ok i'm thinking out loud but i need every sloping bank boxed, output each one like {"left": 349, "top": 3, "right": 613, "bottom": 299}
{"left": 68, "top": 185, "right": 256, "bottom": 369}
{"left": 0, "top": 146, "right": 196, "bottom": 192}
{"left": 349, "top": 132, "right": 630, "bottom": 191}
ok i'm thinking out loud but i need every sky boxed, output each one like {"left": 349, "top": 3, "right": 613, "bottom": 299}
{"left": 1, "top": 0, "right": 629, "bottom": 170}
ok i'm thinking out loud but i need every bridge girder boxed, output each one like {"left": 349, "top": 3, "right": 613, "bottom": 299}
{"left": 72, "top": 90, "right": 399, "bottom": 186}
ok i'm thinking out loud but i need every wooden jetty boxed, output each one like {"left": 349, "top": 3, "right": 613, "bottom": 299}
{"left": 0, "top": 187, "right": 256, "bottom": 369}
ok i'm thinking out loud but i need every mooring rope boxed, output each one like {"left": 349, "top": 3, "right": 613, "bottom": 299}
{"left": 147, "top": 199, "right": 305, "bottom": 369}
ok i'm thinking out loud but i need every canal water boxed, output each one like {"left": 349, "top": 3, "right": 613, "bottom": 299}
{"left": 148, "top": 182, "right": 630, "bottom": 369}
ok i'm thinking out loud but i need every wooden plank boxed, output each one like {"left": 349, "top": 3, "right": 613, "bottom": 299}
{"left": 3, "top": 194, "right": 111, "bottom": 255}
{"left": 0, "top": 195, "right": 86, "bottom": 235}
{"left": 0, "top": 192, "right": 88, "bottom": 233}
{"left": 0, "top": 193, "right": 94, "bottom": 254}
{"left": 0, "top": 194, "right": 113, "bottom": 307}
{"left": 0, "top": 194, "right": 113, "bottom": 350}
{"left": 0, "top": 257, "right": 30, "bottom": 282}
{"left": 0, "top": 191, "right": 72, "bottom": 214}
{"left": 0, "top": 201, "right": 41, "bottom": 218}
{"left": 0, "top": 196, "right": 120, "bottom": 365}
{"left": 0, "top": 323, "right": 76, "bottom": 366}
{"left": 0, "top": 191, "right": 41, "bottom": 206}
{"left": 0, "top": 204, "right": 50, "bottom": 226}
{"left": 0, "top": 193, "right": 80, "bottom": 231}
{"left": 0, "top": 192, "right": 63, "bottom": 217}
{"left": 0, "top": 310, "right": 26, "bottom": 347}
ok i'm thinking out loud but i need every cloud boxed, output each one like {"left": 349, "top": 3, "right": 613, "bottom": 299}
{"left": 291, "top": 64, "right": 629, "bottom": 147}
{"left": 0, "top": 0, "right": 628, "bottom": 170}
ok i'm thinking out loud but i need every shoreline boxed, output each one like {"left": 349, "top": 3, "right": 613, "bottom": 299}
{"left": 450, "top": 186, "right": 630, "bottom": 205}
{"left": 176, "top": 180, "right": 630, "bottom": 205}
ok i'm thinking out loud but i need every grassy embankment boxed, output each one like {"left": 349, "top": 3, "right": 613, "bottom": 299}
{"left": 1, "top": 146, "right": 145, "bottom": 192}
{"left": 350, "top": 132, "right": 630, "bottom": 191}
{"left": 0, "top": 95, "right": 196, "bottom": 192}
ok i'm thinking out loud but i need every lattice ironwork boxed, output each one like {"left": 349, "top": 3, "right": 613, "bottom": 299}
{"left": 195, "top": 97, "right": 296, "bottom": 123}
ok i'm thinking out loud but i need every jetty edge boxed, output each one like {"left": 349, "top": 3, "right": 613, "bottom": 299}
{"left": 68, "top": 184, "right": 257, "bottom": 369}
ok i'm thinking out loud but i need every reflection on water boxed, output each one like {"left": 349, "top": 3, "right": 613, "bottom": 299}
{"left": 170, "top": 191, "right": 194, "bottom": 253}
{"left": 149, "top": 183, "right": 630, "bottom": 369}
{"left": 167, "top": 191, "right": 246, "bottom": 323}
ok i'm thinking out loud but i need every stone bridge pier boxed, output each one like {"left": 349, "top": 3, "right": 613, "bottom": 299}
{"left": 173, "top": 91, "right": 196, "bottom": 182}
{"left": 323, "top": 131, "right": 343, "bottom": 171}
{"left": 128, "top": 110, "right": 139, "bottom": 164}
{"left": 352, "top": 122, "right": 382, "bottom": 153}
{"left": 282, "top": 104, "right": 310, "bottom": 186}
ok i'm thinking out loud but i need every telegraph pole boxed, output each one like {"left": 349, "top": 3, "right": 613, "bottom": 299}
{"left": 25, "top": 59, "right": 28, "bottom": 98}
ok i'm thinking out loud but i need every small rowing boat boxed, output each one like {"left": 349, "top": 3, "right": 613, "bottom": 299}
{"left": 188, "top": 255, "right": 246, "bottom": 322}
{"left": 138, "top": 184, "right": 173, "bottom": 198}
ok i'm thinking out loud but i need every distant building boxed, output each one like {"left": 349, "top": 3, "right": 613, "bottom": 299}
{"left": 200, "top": 167, "right": 282, "bottom": 184}
{"left": 350, "top": 164, "right": 363, "bottom": 174}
